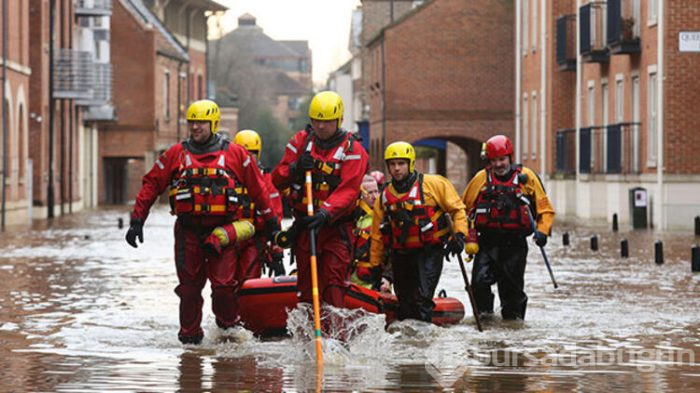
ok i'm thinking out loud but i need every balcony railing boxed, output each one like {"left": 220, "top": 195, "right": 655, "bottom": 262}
{"left": 580, "top": 123, "right": 641, "bottom": 174}
{"left": 75, "top": 62, "right": 112, "bottom": 107}
{"left": 580, "top": 2, "right": 609, "bottom": 63}
{"left": 75, "top": 0, "right": 112, "bottom": 17}
{"left": 53, "top": 49, "right": 94, "bottom": 100}
{"left": 556, "top": 15, "right": 576, "bottom": 71}
{"left": 555, "top": 128, "right": 576, "bottom": 174}
{"left": 607, "top": 0, "right": 641, "bottom": 54}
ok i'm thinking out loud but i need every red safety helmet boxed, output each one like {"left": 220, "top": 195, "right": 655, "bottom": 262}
{"left": 485, "top": 135, "right": 514, "bottom": 160}
{"left": 370, "top": 170, "right": 385, "bottom": 185}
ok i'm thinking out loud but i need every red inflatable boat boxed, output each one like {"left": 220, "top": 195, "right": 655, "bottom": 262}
{"left": 238, "top": 276, "right": 465, "bottom": 336}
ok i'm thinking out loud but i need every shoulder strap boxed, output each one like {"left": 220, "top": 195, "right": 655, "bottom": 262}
{"left": 417, "top": 173, "right": 426, "bottom": 204}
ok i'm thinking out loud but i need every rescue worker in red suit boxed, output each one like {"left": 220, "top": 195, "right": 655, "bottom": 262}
{"left": 462, "top": 135, "right": 555, "bottom": 320}
{"left": 369, "top": 142, "right": 468, "bottom": 322}
{"left": 232, "top": 129, "right": 285, "bottom": 278}
{"left": 125, "top": 100, "right": 280, "bottom": 345}
{"left": 272, "top": 91, "right": 369, "bottom": 314}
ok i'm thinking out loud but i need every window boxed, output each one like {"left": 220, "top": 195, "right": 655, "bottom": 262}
{"left": 164, "top": 70, "right": 170, "bottom": 119}
{"left": 522, "top": 94, "right": 529, "bottom": 160}
{"left": 602, "top": 82, "right": 609, "bottom": 170}
{"left": 531, "top": 92, "right": 537, "bottom": 159}
{"left": 615, "top": 78, "right": 624, "bottom": 123}
{"left": 647, "top": 72, "right": 658, "bottom": 166}
{"left": 522, "top": 0, "right": 529, "bottom": 56}
{"left": 198, "top": 74, "right": 203, "bottom": 100}
{"left": 648, "top": 0, "right": 657, "bottom": 25}
{"left": 531, "top": 0, "right": 537, "bottom": 52}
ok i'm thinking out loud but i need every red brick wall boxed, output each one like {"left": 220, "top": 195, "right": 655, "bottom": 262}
{"left": 367, "top": 0, "right": 514, "bottom": 170}
{"left": 665, "top": 0, "right": 700, "bottom": 174}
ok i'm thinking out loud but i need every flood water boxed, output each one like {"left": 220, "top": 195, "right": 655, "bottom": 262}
{"left": 1, "top": 206, "right": 699, "bottom": 392}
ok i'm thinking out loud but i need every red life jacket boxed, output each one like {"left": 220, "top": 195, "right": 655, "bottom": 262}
{"left": 168, "top": 141, "right": 242, "bottom": 217}
{"left": 234, "top": 165, "right": 271, "bottom": 224}
{"left": 289, "top": 132, "right": 360, "bottom": 214}
{"left": 380, "top": 174, "right": 450, "bottom": 250}
{"left": 471, "top": 166, "right": 533, "bottom": 236}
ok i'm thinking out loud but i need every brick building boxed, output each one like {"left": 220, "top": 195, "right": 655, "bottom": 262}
{"left": 209, "top": 13, "right": 312, "bottom": 128}
{"left": 524, "top": 0, "right": 700, "bottom": 229}
{"left": 0, "top": 0, "right": 31, "bottom": 227}
{"left": 365, "top": 0, "right": 515, "bottom": 181}
{"left": 101, "top": 0, "right": 225, "bottom": 204}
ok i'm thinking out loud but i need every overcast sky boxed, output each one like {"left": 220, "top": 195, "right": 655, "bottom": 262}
{"left": 212, "top": 0, "right": 362, "bottom": 86}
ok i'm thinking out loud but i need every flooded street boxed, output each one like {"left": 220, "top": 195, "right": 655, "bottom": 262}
{"left": 1, "top": 206, "right": 699, "bottom": 392}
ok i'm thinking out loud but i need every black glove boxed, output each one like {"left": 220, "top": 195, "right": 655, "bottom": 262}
{"left": 301, "top": 209, "right": 330, "bottom": 231}
{"left": 263, "top": 218, "right": 281, "bottom": 239}
{"left": 297, "top": 152, "right": 314, "bottom": 171}
{"left": 533, "top": 231, "right": 547, "bottom": 247}
{"left": 445, "top": 232, "right": 466, "bottom": 257}
{"left": 266, "top": 251, "right": 286, "bottom": 277}
{"left": 125, "top": 218, "right": 144, "bottom": 248}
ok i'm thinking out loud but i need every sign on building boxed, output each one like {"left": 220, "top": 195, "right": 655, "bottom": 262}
{"left": 679, "top": 32, "right": 700, "bottom": 52}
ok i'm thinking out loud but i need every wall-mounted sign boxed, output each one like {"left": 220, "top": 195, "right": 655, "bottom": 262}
{"left": 679, "top": 31, "right": 700, "bottom": 52}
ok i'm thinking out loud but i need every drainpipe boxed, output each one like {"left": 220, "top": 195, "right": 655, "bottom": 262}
{"left": 656, "top": 0, "right": 665, "bottom": 229}
{"left": 515, "top": 0, "right": 521, "bottom": 160}
{"left": 539, "top": 0, "right": 547, "bottom": 178}
{"left": 1, "top": 0, "right": 7, "bottom": 230}
{"left": 575, "top": 0, "right": 582, "bottom": 209}
{"left": 48, "top": 0, "right": 56, "bottom": 218}
{"left": 381, "top": 35, "right": 386, "bottom": 169}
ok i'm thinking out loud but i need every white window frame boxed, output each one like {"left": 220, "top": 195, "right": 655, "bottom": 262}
{"left": 163, "top": 69, "right": 171, "bottom": 119}
{"left": 523, "top": 0, "right": 529, "bottom": 56}
{"left": 522, "top": 94, "right": 529, "bottom": 160}
{"left": 602, "top": 80, "right": 609, "bottom": 171}
{"left": 615, "top": 75, "right": 625, "bottom": 123}
{"left": 648, "top": 0, "right": 658, "bottom": 26}
{"left": 647, "top": 66, "right": 658, "bottom": 167}
{"left": 531, "top": 91, "right": 537, "bottom": 159}
{"left": 531, "top": 0, "right": 537, "bottom": 52}
{"left": 587, "top": 81, "right": 595, "bottom": 127}
{"left": 632, "top": 74, "right": 640, "bottom": 173}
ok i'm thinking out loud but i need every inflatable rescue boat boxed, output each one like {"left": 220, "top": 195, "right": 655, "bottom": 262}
{"left": 238, "top": 276, "right": 465, "bottom": 336}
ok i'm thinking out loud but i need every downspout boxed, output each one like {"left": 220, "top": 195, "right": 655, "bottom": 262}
{"left": 575, "top": 0, "right": 582, "bottom": 199}
{"left": 68, "top": 104, "right": 73, "bottom": 213}
{"left": 177, "top": 62, "right": 182, "bottom": 141}
{"left": 1, "top": 0, "right": 6, "bottom": 230}
{"left": 381, "top": 34, "right": 386, "bottom": 170}
{"left": 59, "top": 0, "right": 65, "bottom": 216}
{"left": 515, "top": 0, "right": 521, "bottom": 160}
{"left": 540, "top": 0, "right": 547, "bottom": 177}
{"left": 656, "top": 0, "right": 665, "bottom": 229}
{"left": 48, "top": 0, "right": 56, "bottom": 218}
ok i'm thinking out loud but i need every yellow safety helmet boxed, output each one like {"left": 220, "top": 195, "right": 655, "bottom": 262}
{"left": 234, "top": 129, "right": 262, "bottom": 158}
{"left": 308, "top": 91, "right": 344, "bottom": 128}
{"left": 384, "top": 141, "right": 416, "bottom": 173}
{"left": 186, "top": 99, "right": 220, "bottom": 134}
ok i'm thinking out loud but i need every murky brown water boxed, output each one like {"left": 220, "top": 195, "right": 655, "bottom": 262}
{"left": 1, "top": 206, "right": 699, "bottom": 392}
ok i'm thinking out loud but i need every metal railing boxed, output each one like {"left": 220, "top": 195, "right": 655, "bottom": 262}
{"left": 580, "top": 123, "right": 641, "bottom": 174}
{"left": 556, "top": 15, "right": 576, "bottom": 71}
{"left": 74, "top": 0, "right": 112, "bottom": 16}
{"left": 606, "top": 0, "right": 641, "bottom": 53}
{"left": 555, "top": 128, "right": 576, "bottom": 174}
{"left": 580, "top": 2, "right": 609, "bottom": 62}
{"left": 53, "top": 49, "right": 94, "bottom": 100}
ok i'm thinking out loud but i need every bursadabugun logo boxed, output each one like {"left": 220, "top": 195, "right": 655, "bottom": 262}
{"left": 424, "top": 332, "right": 472, "bottom": 388}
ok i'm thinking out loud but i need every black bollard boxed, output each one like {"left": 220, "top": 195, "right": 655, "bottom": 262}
{"left": 612, "top": 213, "right": 619, "bottom": 232}
{"left": 621, "top": 239, "right": 629, "bottom": 258}
{"left": 695, "top": 216, "right": 700, "bottom": 236}
{"left": 563, "top": 232, "right": 570, "bottom": 246}
{"left": 591, "top": 235, "right": 598, "bottom": 251}
{"left": 692, "top": 245, "right": 700, "bottom": 272}
{"left": 118, "top": 218, "right": 124, "bottom": 229}
{"left": 655, "top": 240, "right": 664, "bottom": 265}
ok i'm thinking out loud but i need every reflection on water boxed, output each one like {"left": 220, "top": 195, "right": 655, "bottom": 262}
{"left": 0, "top": 207, "right": 699, "bottom": 391}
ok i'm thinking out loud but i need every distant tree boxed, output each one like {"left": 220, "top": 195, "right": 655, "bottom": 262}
{"left": 240, "top": 108, "right": 294, "bottom": 169}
